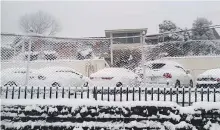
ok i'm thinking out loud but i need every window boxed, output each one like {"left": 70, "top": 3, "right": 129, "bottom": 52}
{"left": 148, "top": 63, "right": 166, "bottom": 69}
{"left": 112, "top": 32, "right": 141, "bottom": 44}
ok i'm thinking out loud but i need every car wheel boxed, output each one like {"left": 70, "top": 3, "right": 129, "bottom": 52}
{"left": 189, "top": 80, "right": 193, "bottom": 88}
{"left": 175, "top": 80, "right": 181, "bottom": 88}
{"left": 52, "top": 82, "right": 61, "bottom": 87}
{"left": 4, "top": 81, "right": 17, "bottom": 87}
{"left": 83, "top": 82, "right": 88, "bottom": 87}
{"left": 116, "top": 82, "right": 123, "bottom": 87}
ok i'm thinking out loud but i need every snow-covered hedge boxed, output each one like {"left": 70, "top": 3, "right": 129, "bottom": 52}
{"left": 1, "top": 99, "right": 220, "bottom": 130}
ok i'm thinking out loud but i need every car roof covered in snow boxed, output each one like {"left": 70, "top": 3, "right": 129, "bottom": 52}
{"left": 146, "top": 60, "right": 184, "bottom": 67}
{"left": 90, "top": 67, "right": 137, "bottom": 77}
{"left": 199, "top": 68, "right": 220, "bottom": 77}
{"left": 38, "top": 66, "right": 83, "bottom": 75}
{"left": 1, "top": 68, "right": 36, "bottom": 73}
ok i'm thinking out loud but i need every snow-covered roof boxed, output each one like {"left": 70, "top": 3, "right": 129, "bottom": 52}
{"left": 146, "top": 59, "right": 183, "bottom": 67}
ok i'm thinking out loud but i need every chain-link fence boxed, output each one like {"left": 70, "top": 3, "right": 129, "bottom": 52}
{"left": 1, "top": 27, "right": 220, "bottom": 103}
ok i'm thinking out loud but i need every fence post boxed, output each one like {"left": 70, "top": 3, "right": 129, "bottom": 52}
{"left": 30, "top": 86, "right": 33, "bottom": 99}
{"left": 201, "top": 88, "right": 203, "bottom": 101}
{"left": 68, "top": 87, "right": 71, "bottom": 99}
{"left": 101, "top": 87, "right": 104, "bottom": 101}
{"left": 189, "top": 88, "right": 191, "bottom": 106}
{"left": 87, "top": 87, "right": 89, "bottom": 99}
{"left": 108, "top": 87, "right": 110, "bottom": 101}
{"left": 62, "top": 87, "right": 64, "bottom": 98}
{"left": 37, "top": 87, "right": 39, "bottom": 99}
{"left": 24, "top": 86, "right": 27, "bottom": 99}
{"left": 43, "top": 87, "right": 46, "bottom": 99}
{"left": 114, "top": 87, "right": 116, "bottom": 101}
{"left": 176, "top": 88, "right": 179, "bottom": 104}
{"left": 49, "top": 87, "right": 52, "bottom": 99}
{"left": 170, "top": 88, "right": 172, "bottom": 101}
{"left": 55, "top": 87, "right": 58, "bottom": 99}
{"left": 164, "top": 88, "right": 166, "bottom": 101}
{"left": 133, "top": 87, "right": 135, "bottom": 101}
{"left": 214, "top": 88, "right": 216, "bottom": 102}
{"left": 75, "top": 89, "right": 77, "bottom": 99}
{"left": 18, "top": 87, "right": 21, "bottom": 99}
{"left": 12, "top": 87, "right": 14, "bottom": 99}
{"left": 81, "top": 88, "right": 83, "bottom": 99}
{"left": 139, "top": 87, "right": 141, "bottom": 101}
{"left": 145, "top": 88, "right": 147, "bottom": 101}
{"left": 182, "top": 88, "right": 185, "bottom": 107}
{"left": 5, "top": 87, "right": 8, "bottom": 99}
{"left": 207, "top": 88, "right": 210, "bottom": 102}
{"left": 151, "top": 88, "right": 153, "bottom": 100}
{"left": 120, "top": 87, "right": 122, "bottom": 102}
{"left": 157, "top": 88, "right": 160, "bottom": 101}
{"left": 95, "top": 87, "right": 97, "bottom": 100}
{"left": 195, "top": 88, "right": 197, "bottom": 102}
{"left": 126, "top": 87, "right": 129, "bottom": 101}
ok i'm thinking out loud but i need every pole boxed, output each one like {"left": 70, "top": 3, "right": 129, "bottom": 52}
{"left": 141, "top": 31, "right": 147, "bottom": 86}
{"left": 24, "top": 36, "right": 32, "bottom": 86}
{"left": 110, "top": 33, "right": 113, "bottom": 66}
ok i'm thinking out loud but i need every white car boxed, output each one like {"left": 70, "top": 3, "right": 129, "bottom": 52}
{"left": 135, "top": 60, "right": 193, "bottom": 88}
{"left": 196, "top": 68, "right": 220, "bottom": 88}
{"left": 1, "top": 68, "right": 44, "bottom": 87}
{"left": 37, "top": 66, "right": 90, "bottom": 88}
{"left": 90, "top": 68, "right": 141, "bottom": 87}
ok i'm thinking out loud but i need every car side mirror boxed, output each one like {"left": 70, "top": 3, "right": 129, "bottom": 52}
{"left": 186, "top": 70, "right": 190, "bottom": 74}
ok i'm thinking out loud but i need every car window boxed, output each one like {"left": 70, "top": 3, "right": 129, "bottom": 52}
{"left": 148, "top": 63, "right": 166, "bottom": 69}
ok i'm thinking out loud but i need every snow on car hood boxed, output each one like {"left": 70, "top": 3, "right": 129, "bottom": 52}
{"left": 198, "top": 68, "right": 220, "bottom": 78}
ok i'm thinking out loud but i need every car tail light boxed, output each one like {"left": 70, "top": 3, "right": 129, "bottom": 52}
{"left": 101, "top": 77, "right": 113, "bottom": 80}
{"left": 163, "top": 73, "right": 172, "bottom": 78}
{"left": 217, "top": 78, "right": 220, "bottom": 82}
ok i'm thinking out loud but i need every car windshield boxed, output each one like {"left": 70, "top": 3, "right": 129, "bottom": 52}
{"left": 147, "top": 63, "right": 166, "bottom": 69}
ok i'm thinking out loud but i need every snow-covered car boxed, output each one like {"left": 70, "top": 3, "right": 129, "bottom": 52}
{"left": 89, "top": 68, "right": 141, "bottom": 87}
{"left": 1, "top": 68, "right": 45, "bottom": 87}
{"left": 37, "top": 66, "right": 90, "bottom": 88}
{"left": 196, "top": 68, "right": 220, "bottom": 88}
{"left": 135, "top": 60, "right": 193, "bottom": 88}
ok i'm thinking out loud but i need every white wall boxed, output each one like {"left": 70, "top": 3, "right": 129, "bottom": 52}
{"left": 162, "top": 56, "right": 220, "bottom": 81}
{"left": 1, "top": 59, "right": 109, "bottom": 77}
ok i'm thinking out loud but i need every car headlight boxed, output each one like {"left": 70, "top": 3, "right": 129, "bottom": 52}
{"left": 38, "top": 75, "right": 46, "bottom": 80}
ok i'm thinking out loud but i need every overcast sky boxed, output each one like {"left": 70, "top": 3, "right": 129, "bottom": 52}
{"left": 1, "top": 1, "right": 220, "bottom": 38}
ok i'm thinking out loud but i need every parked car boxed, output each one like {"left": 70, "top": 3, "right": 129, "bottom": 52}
{"left": 37, "top": 66, "right": 90, "bottom": 88}
{"left": 196, "top": 68, "right": 220, "bottom": 88}
{"left": 89, "top": 67, "right": 141, "bottom": 88}
{"left": 135, "top": 60, "right": 193, "bottom": 88}
{"left": 1, "top": 68, "right": 44, "bottom": 87}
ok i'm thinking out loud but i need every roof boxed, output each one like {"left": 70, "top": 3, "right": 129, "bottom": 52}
{"left": 212, "top": 28, "right": 220, "bottom": 39}
{"left": 105, "top": 28, "right": 148, "bottom": 37}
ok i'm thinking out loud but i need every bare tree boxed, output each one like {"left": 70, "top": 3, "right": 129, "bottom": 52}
{"left": 20, "top": 11, "right": 61, "bottom": 35}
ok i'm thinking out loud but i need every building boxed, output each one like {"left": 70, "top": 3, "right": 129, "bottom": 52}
{"left": 105, "top": 28, "right": 148, "bottom": 50}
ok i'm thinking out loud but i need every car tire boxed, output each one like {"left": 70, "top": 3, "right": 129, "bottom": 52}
{"left": 175, "top": 80, "right": 181, "bottom": 88}
{"left": 4, "top": 81, "right": 17, "bottom": 87}
{"left": 83, "top": 82, "right": 88, "bottom": 87}
{"left": 116, "top": 82, "right": 123, "bottom": 87}
{"left": 189, "top": 80, "right": 193, "bottom": 88}
{"left": 52, "top": 82, "right": 61, "bottom": 87}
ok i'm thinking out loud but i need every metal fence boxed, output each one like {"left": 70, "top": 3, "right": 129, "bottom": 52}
{"left": 1, "top": 86, "right": 219, "bottom": 107}
{"left": 1, "top": 27, "right": 220, "bottom": 99}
